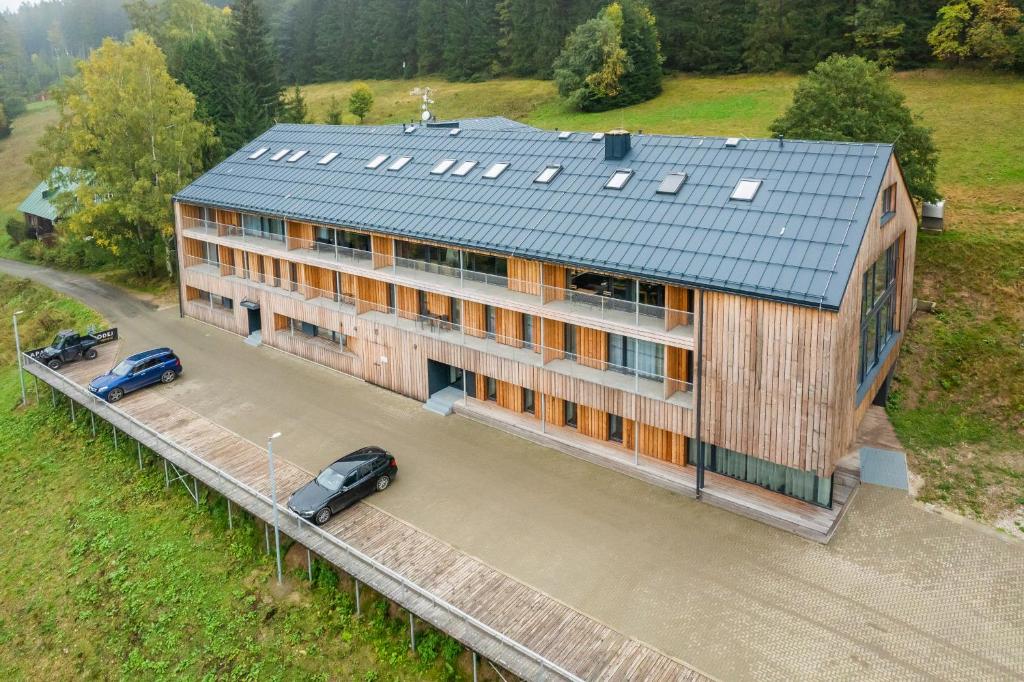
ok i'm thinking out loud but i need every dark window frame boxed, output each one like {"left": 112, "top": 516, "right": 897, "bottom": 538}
{"left": 608, "top": 414, "right": 623, "bottom": 443}
{"left": 522, "top": 388, "right": 535, "bottom": 414}
{"left": 880, "top": 184, "right": 897, "bottom": 226}
{"left": 564, "top": 400, "right": 577, "bottom": 428}
{"left": 858, "top": 241, "right": 899, "bottom": 387}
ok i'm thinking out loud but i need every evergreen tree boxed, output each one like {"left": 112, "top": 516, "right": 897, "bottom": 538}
{"left": 314, "top": 0, "right": 352, "bottom": 81}
{"left": 553, "top": 0, "right": 662, "bottom": 111}
{"left": 416, "top": 0, "right": 449, "bottom": 74}
{"left": 324, "top": 96, "right": 344, "bottom": 124}
{"left": 848, "top": 0, "right": 907, "bottom": 68}
{"left": 174, "top": 34, "right": 231, "bottom": 163}
{"left": 770, "top": 55, "right": 939, "bottom": 202}
{"left": 221, "top": 0, "right": 282, "bottom": 149}
{"left": 280, "top": 85, "right": 309, "bottom": 123}
{"left": 444, "top": 0, "right": 500, "bottom": 81}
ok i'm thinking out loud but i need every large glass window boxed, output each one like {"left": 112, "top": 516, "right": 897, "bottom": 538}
{"left": 395, "top": 239, "right": 461, "bottom": 272}
{"left": 564, "top": 324, "right": 577, "bottom": 361}
{"left": 608, "top": 334, "right": 665, "bottom": 381}
{"left": 241, "top": 214, "right": 285, "bottom": 241}
{"left": 522, "top": 314, "right": 534, "bottom": 349}
{"left": 688, "top": 442, "right": 833, "bottom": 507}
{"left": 485, "top": 305, "right": 497, "bottom": 339}
{"left": 859, "top": 241, "right": 899, "bottom": 387}
{"left": 288, "top": 316, "right": 346, "bottom": 348}
{"left": 464, "top": 252, "right": 507, "bottom": 279}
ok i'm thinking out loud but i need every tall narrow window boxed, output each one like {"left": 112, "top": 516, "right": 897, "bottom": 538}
{"left": 485, "top": 305, "right": 497, "bottom": 339}
{"left": 564, "top": 324, "right": 577, "bottom": 361}
{"left": 859, "top": 240, "right": 899, "bottom": 388}
{"left": 880, "top": 184, "right": 897, "bottom": 226}
{"left": 522, "top": 314, "right": 534, "bottom": 349}
{"left": 608, "top": 414, "right": 623, "bottom": 443}
{"left": 564, "top": 401, "right": 577, "bottom": 428}
{"left": 523, "top": 388, "right": 535, "bottom": 414}
{"left": 486, "top": 377, "right": 497, "bottom": 402}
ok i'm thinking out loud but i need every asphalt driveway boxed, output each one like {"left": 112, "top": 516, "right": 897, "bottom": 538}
{"left": 4, "top": 258, "right": 1023, "bottom": 681}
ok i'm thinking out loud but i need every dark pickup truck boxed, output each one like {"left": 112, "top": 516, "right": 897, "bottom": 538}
{"left": 27, "top": 327, "right": 118, "bottom": 370}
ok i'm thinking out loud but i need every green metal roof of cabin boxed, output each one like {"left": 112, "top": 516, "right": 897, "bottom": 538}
{"left": 175, "top": 117, "right": 895, "bottom": 310}
{"left": 18, "top": 168, "right": 78, "bottom": 222}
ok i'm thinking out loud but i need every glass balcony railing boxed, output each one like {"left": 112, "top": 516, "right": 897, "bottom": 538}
{"left": 181, "top": 254, "right": 694, "bottom": 405}
{"left": 180, "top": 216, "right": 694, "bottom": 334}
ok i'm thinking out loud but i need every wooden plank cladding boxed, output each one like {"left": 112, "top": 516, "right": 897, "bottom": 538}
{"left": 541, "top": 264, "right": 567, "bottom": 303}
{"left": 496, "top": 308, "right": 523, "bottom": 348}
{"left": 356, "top": 277, "right": 389, "bottom": 314}
{"left": 463, "top": 301, "right": 486, "bottom": 338}
{"left": 665, "top": 285, "right": 693, "bottom": 331}
{"left": 396, "top": 285, "right": 419, "bottom": 320}
{"left": 508, "top": 257, "right": 540, "bottom": 296}
{"left": 372, "top": 235, "right": 393, "bottom": 269}
{"left": 287, "top": 219, "right": 314, "bottom": 250}
{"left": 577, "top": 327, "right": 606, "bottom": 370}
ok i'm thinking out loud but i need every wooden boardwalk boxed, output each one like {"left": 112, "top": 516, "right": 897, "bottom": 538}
{"left": 29, "top": 345, "right": 711, "bottom": 682}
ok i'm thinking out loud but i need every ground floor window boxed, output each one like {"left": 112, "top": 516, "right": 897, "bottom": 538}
{"left": 195, "top": 288, "right": 232, "bottom": 310}
{"left": 564, "top": 400, "right": 577, "bottom": 428}
{"left": 608, "top": 414, "right": 623, "bottom": 443}
{"left": 523, "top": 388, "right": 535, "bottom": 414}
{"left": 284, "top": 316, "right": 346, "bottom": 349}
{"left": 688, "top": 442, "right": 833, "bottom": 507}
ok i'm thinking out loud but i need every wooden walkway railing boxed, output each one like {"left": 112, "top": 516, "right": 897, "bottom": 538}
{"left": 22, "top": 348, "right": 711, "bottom": 682}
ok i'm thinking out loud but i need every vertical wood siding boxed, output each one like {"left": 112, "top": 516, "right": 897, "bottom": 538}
{"left": 508, "top": 257, "right": 540, "bottom": 296}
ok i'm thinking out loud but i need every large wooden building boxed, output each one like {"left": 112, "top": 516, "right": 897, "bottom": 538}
{"left": 173, "top": 117, "right": 915, "bottom": 518}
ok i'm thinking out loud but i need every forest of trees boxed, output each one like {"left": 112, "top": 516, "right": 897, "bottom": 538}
{"left": 3, "top": 0, "right": 1023, "bottom": 109}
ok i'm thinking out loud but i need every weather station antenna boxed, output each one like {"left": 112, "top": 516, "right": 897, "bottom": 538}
{"left": 420, "top": 87, "right": 434, "bottom": 122}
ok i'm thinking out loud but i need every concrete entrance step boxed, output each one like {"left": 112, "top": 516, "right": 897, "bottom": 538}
{"left": 244, "top": 330, "right": 262, "bottom": 347}
{"left": 423, "top": 386, "right": 462, "bottom": 416}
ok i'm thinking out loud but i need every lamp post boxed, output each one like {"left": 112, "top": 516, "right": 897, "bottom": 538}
{"left": 12, "top": 310, "right": 26, "bottom": 405}
{"left": 267, "top": 431, "right": 283, "bottom": 584}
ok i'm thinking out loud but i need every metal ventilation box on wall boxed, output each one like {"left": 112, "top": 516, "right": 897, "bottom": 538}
{"left": 921, "top": 200, "right": 945, "bottom": 233}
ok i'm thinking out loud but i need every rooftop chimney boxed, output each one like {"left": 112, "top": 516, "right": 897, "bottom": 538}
{"left": 604, "top": 129, "right": 631, "bottom": 161}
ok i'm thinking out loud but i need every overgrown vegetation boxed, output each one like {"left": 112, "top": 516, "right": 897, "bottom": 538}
{"left": 0, "top": 274, "right": 465, "bottom": 679}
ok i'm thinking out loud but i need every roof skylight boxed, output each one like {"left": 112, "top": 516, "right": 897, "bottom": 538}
{"left": 248, "top": 147, "right": 269, "bottom": 160}
{"left": 730, "top": 178, "right": 762, "bottom": 201}
{"left": 449, "top": 128, "right": 462, "bottom": 136}
{"left": 317, "top": 152, "right": 339, "bottom": 165}
{"left": 452, "top": 160, "right": 477, "bottom": 176}
{"left": 605, "top": 169, "right": 634, "bottom": 190}
{"left": 431, "top": 158, "right": 457, "bottom": 175}
{"left": 482, "top": 162, "right": 510, "bottom": 179}
{"left": 366, "top": 154, "right": 389, "bottom": 169}
{"left": 558, "top": 131, "right": 572, "bottom": 140}
{"left": 287, "top": 150, "right": 308, "bottom": 162}
{"left": 270, "top": 149, "right": 291, "bottom": 161}
{"left": 725, "top": 137, "right": 741, "bottom": 147}
{"left": 535, "top": 165, "right": 562, "bottom": 184}
{"left": 591, "top": 132, "right": 605, "bottom": 141}
{"left": 657, "top": 172, "right": 688, "bottom": 195}
{"left": 387, "top": 156, "right": 413, "bottom": 171}
{"left": 404, "top": 125, "right": 417, "bottom": 134}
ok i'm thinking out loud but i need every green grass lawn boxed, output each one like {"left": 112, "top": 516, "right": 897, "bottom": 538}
{"left": 309, "top": 69, "right": 1024, "bottom": 522}
{"left": 0, "top": 101, "right": 57, "bottom": 222}
{"left": 0, "top": 275, "right": 464, "bottom": 679}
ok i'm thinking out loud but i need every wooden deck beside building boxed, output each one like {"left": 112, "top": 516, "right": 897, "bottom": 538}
{"left": 24, "top": 343, "right": 713, "bottom": 682}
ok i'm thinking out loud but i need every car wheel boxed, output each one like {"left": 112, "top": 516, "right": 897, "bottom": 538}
{"left": 375, "top": 475, "right": 391, "bottom": 492}
{"left": 314, "top": 507, "right": 331, "bottom": 525}
{"left": 107, "top": 388, "right": 124, "bottom": 403}
{"left": 160, "top": 370, "right": 177, "bottom": 384}
{"left": 84, "top": 348, "right": 98, "bottom": 360}
{"left": 46, "top": 358, "right": 62, "bottom": 370}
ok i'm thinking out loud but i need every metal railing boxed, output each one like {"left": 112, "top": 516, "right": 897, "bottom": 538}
{"left": 181, "top": 255, "right": 694, "bottom": 400}
{"left": 21, "top": 353, "right": 585, "bottom": 682}
{"left": 180, "top": 217, "right": 695, "bottom": 329}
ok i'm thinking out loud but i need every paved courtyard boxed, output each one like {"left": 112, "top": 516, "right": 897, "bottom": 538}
{"left": 6, "top": 259, "right": 1024, "bottom": 681}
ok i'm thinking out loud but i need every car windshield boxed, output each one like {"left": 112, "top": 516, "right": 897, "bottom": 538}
{"left": 111, "top": 360, "right": 134, "bottom": 377}
{"left": 315, "top": 468, "right": 347, "bottom": 492}
{"left": 51, "top": 334, "right": 66, "bottom": 348}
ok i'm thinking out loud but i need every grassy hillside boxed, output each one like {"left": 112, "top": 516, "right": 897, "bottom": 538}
{"left": 0, "top": 101, "right": 57, "bottom": 221}
{"left": 0, "top": 276, "right": 464, "bottom": 679}
{"left": 308, "top": 70, "right": 1024, "bottom": 522}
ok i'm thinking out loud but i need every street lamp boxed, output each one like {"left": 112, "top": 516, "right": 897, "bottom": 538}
{"left": 12, "top": 310, "right": 25, "bottom": 405}
{"left": 267, "top": 431, "right": 283, "bottom": 584}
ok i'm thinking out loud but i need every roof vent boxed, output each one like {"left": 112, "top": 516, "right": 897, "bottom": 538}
{"left": 725, "top": 137, "right": 741, "bottom": 148}
{"left": 604, "top": 130, "right": 631, "bottom": 160}
{"left": 558, "top": 131, "right": 572, "bottom": 140}
{"left": 591, "top": 132, "right": 605, "bottom": 141}
{"left": 404, "top": 125, "right": 417, "bottom": 134}
{"left": 449, "top": 128, "right": 461, "bottom": 136}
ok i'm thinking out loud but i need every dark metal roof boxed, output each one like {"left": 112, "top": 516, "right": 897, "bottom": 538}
{"left": 175, "top": 118, "right": 894, "bottom": 310}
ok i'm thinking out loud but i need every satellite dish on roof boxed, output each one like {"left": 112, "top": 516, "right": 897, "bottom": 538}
{"left": 421, "top": 110, "right": 431, "bottom": 122}
{"left": 420, "top": 87, "right": 434, "bottom": 122}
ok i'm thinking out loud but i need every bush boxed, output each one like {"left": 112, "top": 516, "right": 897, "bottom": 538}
{"left": 5, "top": 216, "right": 29, "bottom": 245}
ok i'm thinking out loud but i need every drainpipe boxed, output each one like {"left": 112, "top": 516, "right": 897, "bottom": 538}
{"left": 694, "top": 289, "right": 705, "bottom": 499}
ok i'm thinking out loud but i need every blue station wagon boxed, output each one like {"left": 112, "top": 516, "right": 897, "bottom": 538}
{"left": 89, "top": 348, "right": 183, "bottom": 402}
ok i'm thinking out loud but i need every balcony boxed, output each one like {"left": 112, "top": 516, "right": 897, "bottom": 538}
{"left": 181, "top": 217, "right": 694, "bottom": 342}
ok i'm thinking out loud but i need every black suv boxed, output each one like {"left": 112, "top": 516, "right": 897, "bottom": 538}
{"left": 32, "top": 328, "right": 117, "bottom": 370}
{"left": 287, "top": 447, "right": 398, "bottom": 525}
